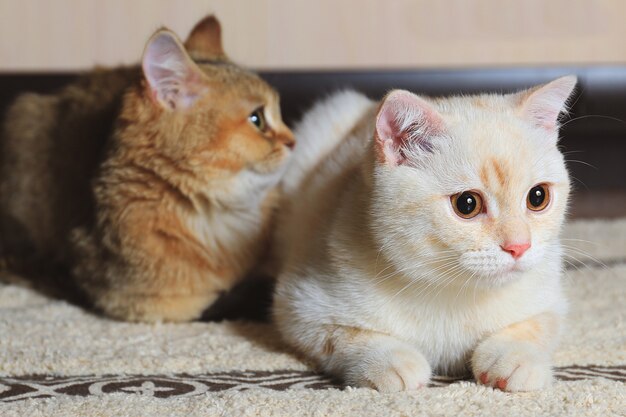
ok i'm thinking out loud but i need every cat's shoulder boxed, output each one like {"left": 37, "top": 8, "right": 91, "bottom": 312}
{"left": 7, "top": 66, "right": 139, "bottom": 115}
{"left": 57, "top": 66, "right": 140, "bottom": 108}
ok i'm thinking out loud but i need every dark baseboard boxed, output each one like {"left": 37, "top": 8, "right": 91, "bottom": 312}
{"left": 1, "top": 66, "right": 625, "bottom": 191}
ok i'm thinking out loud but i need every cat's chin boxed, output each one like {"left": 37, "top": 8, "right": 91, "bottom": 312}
{"left": 474, "top": 268, "right": 529, "bottom": 288}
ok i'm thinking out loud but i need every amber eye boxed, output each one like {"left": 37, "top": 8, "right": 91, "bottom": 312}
{"left": 249, "top": 108, "right": 267, "bottom": 132}
{"left": 451, "top": 191, "right": 483, "bottom": 219}
{"left": 527, "top": 184, "right": 550, "bottom": 211}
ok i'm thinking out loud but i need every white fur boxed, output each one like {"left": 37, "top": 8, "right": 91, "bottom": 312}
{"left": 183, "top": 164, "right": 287, "bottom": 282}
{"left": 280, "top": 90, "right": 373, "bottom": 198}
{"left": 274, "top": 78, "right": 575, "bottom": 392}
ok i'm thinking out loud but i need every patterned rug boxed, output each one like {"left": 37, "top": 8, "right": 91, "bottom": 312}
{"left": 1, "top": 219, "right": 625, "bottom": 416}
{"left": 2, "top": 366, "right": 624, "bottom": 403}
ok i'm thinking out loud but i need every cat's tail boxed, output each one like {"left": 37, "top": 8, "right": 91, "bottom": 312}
{"left": 281, "top": 90, "right": 373, "bottom": 198}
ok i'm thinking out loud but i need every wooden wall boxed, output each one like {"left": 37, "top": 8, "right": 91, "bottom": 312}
{"left": 1, "top": 0, "right": 625, "bottom": 71}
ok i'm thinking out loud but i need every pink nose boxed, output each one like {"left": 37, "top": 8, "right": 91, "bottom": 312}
{"left": 501, "top": 242, "right": 531, "bottom": 259}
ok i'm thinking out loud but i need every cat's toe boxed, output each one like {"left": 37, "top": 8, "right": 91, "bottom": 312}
{"left": 472, "top": 339, "right": 552, "bottom": 392}
{"left": 350, "top": 346, "right": 431, "bottom": 392}
{"left": 503, "top": 359, "right": 553, "bottom": 392}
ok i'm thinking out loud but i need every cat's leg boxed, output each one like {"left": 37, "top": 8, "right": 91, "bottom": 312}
{"left": 471, "top": 312, "right": 561, "bottom": 392}
{"left": 73, "top": 227, "right": 227, "bottom": 322}
{"left": 317, "top": 325, "right": 431, "bottom": 392}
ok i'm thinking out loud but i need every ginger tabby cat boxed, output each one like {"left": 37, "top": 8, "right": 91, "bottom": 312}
{"left": 0, "top": 16, "right": 294, "bottom": 322}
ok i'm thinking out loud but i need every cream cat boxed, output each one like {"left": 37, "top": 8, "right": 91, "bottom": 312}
{"left": 274, "top": 77, "right": 577, "bottom": 392}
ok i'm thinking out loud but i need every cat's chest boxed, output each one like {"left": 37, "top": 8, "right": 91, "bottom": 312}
{"left": 190, "top": 210, "right": 261, "bottom": 251}
{"left": 366, "top": 275, "right": 559, "bottom": 373}
{"left": 383, "top": 302, "right": 488, "bottom": 368}
{"left": 186, "top": 208, "right": 265, "bottom": 266}
{"left": 387, "top": 297, "right": 500, "bottom": 336}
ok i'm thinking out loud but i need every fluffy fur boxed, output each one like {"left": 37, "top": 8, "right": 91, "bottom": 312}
{"left": 0, "top": 16, "right": 294, "bottom": 322}
{"left": 274, "top": 77, "right": 577, "bottom": 392}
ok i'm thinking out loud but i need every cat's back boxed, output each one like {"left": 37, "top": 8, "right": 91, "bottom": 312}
{"left": 278, "top": 91, "right": 375, "bottom": 269}
{"left": 0, "top": 67, "right": 140, "bottom": 267}
{"left": 282, "top": 90, "right": 374, "bottom": 198}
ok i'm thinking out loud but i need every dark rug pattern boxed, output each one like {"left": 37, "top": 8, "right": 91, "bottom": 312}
{"left": 1, "top": 365, "right": 624, "bottom": 402}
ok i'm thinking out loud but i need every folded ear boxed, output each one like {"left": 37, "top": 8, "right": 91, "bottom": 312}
{"left": 517, "top": 75, "right": 578, "bottom": 132}
{"left": 142, "top": 30, "right": 207, "bottom": 111}
{"left": 184, "top": 15, "right": 226, "bottom": 60}
{"left": 375, "top": 90, "right": 444, "bottom": 166}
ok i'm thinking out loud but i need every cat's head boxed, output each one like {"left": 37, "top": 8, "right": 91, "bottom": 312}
{"left": 370, "top": 77, "right": 576, "bottom": 287}
{"left": 124, "top": 16, "right": 294, "bottom": 200}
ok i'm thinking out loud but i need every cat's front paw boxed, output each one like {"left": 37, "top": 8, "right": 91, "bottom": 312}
{"left": 346, "top": 342, "right": 431, "bottom": 392}
{"left": 471, "top": 338, "right": 552, "bottom": 392}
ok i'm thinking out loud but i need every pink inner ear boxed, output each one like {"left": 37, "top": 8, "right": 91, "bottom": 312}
{"left": 376, "top": 102, "right": 406, "bottom": 165}
{"left": 522, "top": 76, "right": 577, "bottom": 131}
{"left": 142, "top": 31, "right": 204, "bottom": 110}
{"left": 526, "top": 94, "right": 564, "bottom": 130}
{"left": 375, "top": 90, "right": 442, "bottom": 166}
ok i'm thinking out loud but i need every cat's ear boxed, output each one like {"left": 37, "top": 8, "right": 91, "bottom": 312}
{"left": 517, "top": 75, "right": 577, "bottom": 132}
{"left": 142, "top": 30, "right": 207, "bottom": 111}
{"left": 375, "top": 90, "right": 443, "bottom": 166}
{"left": 184, "top": 15, "right": 226, "bottom": 60}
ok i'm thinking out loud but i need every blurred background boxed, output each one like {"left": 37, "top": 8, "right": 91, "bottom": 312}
{"left": 0, "top": 0, "right": 625, "bottom": 218}
{"left": 1, "top": 0, "right": 625, "bottom": 70}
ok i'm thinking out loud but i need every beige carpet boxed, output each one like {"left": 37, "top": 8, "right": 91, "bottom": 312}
{"left": 1, "top": 219, "right": 625, "bottom": 416}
